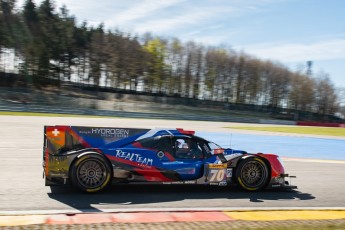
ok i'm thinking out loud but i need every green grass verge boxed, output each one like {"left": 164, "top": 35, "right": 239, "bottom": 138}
{"left": 0, "top": 111, "right": 109, "bottom": 118}
{"left": 227, "top": 126, "right": 345, "bottom": 137}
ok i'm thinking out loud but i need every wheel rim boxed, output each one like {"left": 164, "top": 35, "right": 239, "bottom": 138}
{"left": 77, "top": 159, "right": 107, "bottom": 189}
{"left": 240, "top": 160, "right": 266, "bottom": 188}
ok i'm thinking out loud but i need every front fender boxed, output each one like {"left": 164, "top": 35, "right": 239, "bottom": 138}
{"left": 259, "top": 154, "right": 285, "bottom": 177}
{"left": 259, "top": 154, "right": 291, "bottom": 188}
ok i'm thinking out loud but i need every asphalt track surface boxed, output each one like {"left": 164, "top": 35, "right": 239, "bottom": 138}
{"left": 0, "top": 115, "right": 344, "bottom": 215}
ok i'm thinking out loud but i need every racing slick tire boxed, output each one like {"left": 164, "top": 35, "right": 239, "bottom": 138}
{"left": 235, "top": 157, "right": 269, "bottom": 191}
{"left": 70, "top": 154, "right": 112, "bottom": 193}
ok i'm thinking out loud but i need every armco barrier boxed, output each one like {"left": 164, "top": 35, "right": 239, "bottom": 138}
{"left": 0, "top": 103, "right": 261, "bottom": 123}
{"left": 0, "top": 102, "right": 301, "bottom": 125}
{"left": 297, "top": 121, "right": 345, "bottom": 127}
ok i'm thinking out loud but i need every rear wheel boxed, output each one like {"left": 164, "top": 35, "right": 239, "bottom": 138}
{"left": 236, "top": 157, "right": 269, "bottom": 191}
{"left": 70, "top": 154, "right": 111, "bottom": 193}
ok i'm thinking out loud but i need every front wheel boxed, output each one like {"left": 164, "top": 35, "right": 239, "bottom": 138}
{"left": 70, "top": 154, "right": 111, "bottom": 193}
{"left": 235, "top": 157, "right": 269, "bottom": 191}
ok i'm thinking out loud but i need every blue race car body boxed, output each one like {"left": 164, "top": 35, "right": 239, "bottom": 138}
{"left": 43, "top": 126, "right": 296, "bottom": 192}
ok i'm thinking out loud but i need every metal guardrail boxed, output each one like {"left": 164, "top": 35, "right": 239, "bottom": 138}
{"left": 0, "top": 103, "right": 261, "bottom": 123}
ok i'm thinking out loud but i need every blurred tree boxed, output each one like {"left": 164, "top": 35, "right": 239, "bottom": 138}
{"left": 204, "top": 47, "right": 217, "bottom": 100}
{"left": 88, "top": 23, "right": 106, "bottom": 87}
{"left": 1, "top": 0, "right": 17, "bottom": 48}
{"left": 126, "top": 37, "right": 146, "bottom": 91}
{"left": 58, "top": 5, "right": 76, "bottom": 82}
{"left": 337, "top": 87, "right": 345, "bottom": 106}
{"left": 193, "top": 44, "right": 203, "bottom": 99}
{"left": 73, "top": 21, "right": 91, "bottom": 84}
{"left": 184, "top": 41, "right": 203, "bottom": 99}
{"left": 106, "top": 31, "right": 147, "bottom": 90}
{"left": 235, "top": 54, "right": 246, "bottom": 103}
{"left": 314, "top": 72, "right": 338, "bottom": 117}
{"left": 289, "top": 72, "right": 315, "bottom": 112}
{"left": 261, "top": 61, "right": 290, "bottom": 109}
{"left": 1, "top": 0, "right": 27, "bottom": 82}
{"left": 143, "top": 38, "right": 167, "bottom": 93}
{"left": 165, "top": 37, "right": 184, "bottom": 96}
{"left": 337, "top": 87, "right": 345, "bottom": 119}
{"left": 243, "top": 57, "right": 261, "bottom": 104}
{"left": 36, "top": 0, "right": 62, "bottom": 85}
{"left": 213, "top": 48, "right": 231, "bottom": 101}
{"left": 21, "top": 0, "right": 40, "bottom": 83}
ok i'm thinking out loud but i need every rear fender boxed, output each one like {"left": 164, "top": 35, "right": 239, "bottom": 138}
{"left": 70, "top": 151, "right": 113, "bottom": 176}
{"left": 76, "top": 151, "right": 103, "bottom": 159}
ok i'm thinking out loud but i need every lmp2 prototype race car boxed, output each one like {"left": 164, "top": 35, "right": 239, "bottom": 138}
{"left": 43, "top": 126, "right": 296, "bottom": 193}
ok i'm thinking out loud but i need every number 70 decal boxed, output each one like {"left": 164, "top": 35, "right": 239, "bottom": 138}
{"left": 209, "top": 169, "right": 226, "bottom": 182}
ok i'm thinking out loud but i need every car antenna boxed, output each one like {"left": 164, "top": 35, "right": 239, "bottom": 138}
{"left": 229, "top": 133, "right": 232, "bottom": 149}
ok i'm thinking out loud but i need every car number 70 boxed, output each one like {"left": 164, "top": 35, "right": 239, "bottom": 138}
{"left": 209, "top": 169, "right": 226, "bottom": 182}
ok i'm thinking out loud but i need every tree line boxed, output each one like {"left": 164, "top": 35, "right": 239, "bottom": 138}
{"left": 0, "top": 0, "right": 344, "bottom": 120}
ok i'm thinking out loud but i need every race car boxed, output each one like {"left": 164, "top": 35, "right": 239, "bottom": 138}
{"left": 43, "top": 126, "right": 296, "bottom": 193}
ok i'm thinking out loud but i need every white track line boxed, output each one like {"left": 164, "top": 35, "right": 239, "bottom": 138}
{"left": 282, "top": 157, "right": 345, "bottom": 164}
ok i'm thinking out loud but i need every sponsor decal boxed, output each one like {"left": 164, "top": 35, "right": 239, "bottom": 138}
{"left": 74, "top": 127, "right": 149, "bottom": 140}
{"left": 272, "top": 177, "right": 284, "bottom": 184}
{"left": 163, "top": 161, "right": 184, "bottom": 165}
{"left": 162, "top": 181, "right": 197, "bottom": 185}
{"left": 92, "top": 128, "right": 130, "bottom": 138}
{"left": 226, "top": 168, "right": 233, "bottom": 177}
{"left": 157, "top": 151, "right": 165, "bottom": 158}
{"left": 208, "top": 164, "right": 227, "bottom": 169}
{"left": 115, "top": 150, "right": 153, "bottom": 166}
{"left": 218, "top": 181, "right": 227, "bottom": 186}
{"left": 49, "top": 173, "right": 68, "bottom": 177}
